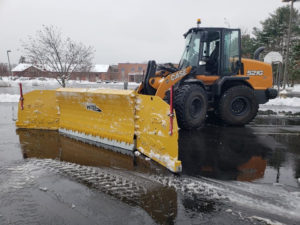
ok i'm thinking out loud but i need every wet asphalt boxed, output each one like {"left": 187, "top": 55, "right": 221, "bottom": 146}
{"left": 0, "top": 87, "right": 300, "bottom": 224}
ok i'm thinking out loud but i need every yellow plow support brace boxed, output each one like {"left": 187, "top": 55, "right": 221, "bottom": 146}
{"left": 16, "top": 88, "right": 181, "bottom": 172}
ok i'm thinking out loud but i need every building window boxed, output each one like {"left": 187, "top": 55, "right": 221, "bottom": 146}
{"left": 131, "top": 67, "right": 135, "bottom": 72}
{"left": 138, "top": 66, "right": 142, "bottom": 71}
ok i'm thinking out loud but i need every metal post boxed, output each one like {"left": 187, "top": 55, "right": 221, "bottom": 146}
{"left": 169, "top": 86, "right": 174, "bottom": 136}
{"left": 283, "top": 0, "right": 295, "bottom": 89}
{"left": 6, "top": 50, "right": 12, "bottom": 77}
{"left": 122, "top": 70, "right": 128, "bottom": 90}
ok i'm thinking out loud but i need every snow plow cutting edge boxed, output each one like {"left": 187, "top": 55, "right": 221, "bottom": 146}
{"left": 16, "top": 88, "right": 181, "bottom": 173}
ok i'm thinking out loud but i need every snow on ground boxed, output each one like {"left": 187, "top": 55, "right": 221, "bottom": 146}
{"left": 276, "top": 84, "right": 300, "bottom": 94}
{"left": 1, "top": 76, "right": 58, "bottom": 87}
{"left": 260, "top": 96, "right": 300, "bottom": 113}
{"left": 264, "top": 97, "right": 300, "bottom": 107}
{"left": 0, "top": 76, "right": 139, "bottom": 87}
{"left": 0, "top": 94, "right": 19, "bottom": 103}
{"left": 0, "top": 80, "right": 11, "bottom": 87}
{"left": 285, "top": 84, "right": 300, "bottom": 93}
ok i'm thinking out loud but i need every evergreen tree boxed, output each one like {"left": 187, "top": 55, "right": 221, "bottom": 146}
{"left": 253, "top": 6, "right": 300, "bottom": 84}
{"left": 290, "top": 40, "right": 300, "bottom": 84}
{"left": 241, "top": 33, "right": 260, "bottom": 58}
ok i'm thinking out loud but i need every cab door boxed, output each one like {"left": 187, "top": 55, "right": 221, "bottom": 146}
{"left": 221, "top": 29, "right": 241, "bottom": 76}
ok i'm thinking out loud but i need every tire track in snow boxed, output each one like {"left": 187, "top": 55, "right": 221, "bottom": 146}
{"left": 148, "top": 174, "right": 300, "bottom": 222}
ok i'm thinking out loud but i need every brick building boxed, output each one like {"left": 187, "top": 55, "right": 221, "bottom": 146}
{"left": 117, "top": 63, "right": 147, "bottom": 82}
{"left": 11, "top": 64, "right": 109, "bottom": 82}
{"left": 106, "top": 65, "right": 119, "bottom": 81}
{"left": 10, "top": 63, "right": 149, "bottom": 82}
{"left": 69, "top": 65, "right": 109, "bottom": 82}
{"left": 12, "top": 64, "right": 53, "bottom": 78}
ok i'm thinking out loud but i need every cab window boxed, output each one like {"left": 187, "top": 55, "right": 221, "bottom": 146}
{"left": 222, "top": 30, "right": 240, "bottom": 75}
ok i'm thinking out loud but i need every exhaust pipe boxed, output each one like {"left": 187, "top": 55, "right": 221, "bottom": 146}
{"left": 253, "top": 46, "right": 265, "bottom": 60}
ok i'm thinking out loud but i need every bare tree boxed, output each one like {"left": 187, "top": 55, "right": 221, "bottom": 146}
{"left": 19, "top": 56, "right": 27, "bottom": 64}
{"left": 22, "top": 25, "right": 94, "bottom": 87}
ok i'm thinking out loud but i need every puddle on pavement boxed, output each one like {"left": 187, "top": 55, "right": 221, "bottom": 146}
{"left": 179, "top": 127, "right": 270, "bottom": 181}
{"left": 17, "top": 117, "right": 300, "bottom": 188}
{"left": 17, "top": 129, "right": 170, "bottom": 175}
{"left": 179, "top": 124, "right": 300, "bottom": 187}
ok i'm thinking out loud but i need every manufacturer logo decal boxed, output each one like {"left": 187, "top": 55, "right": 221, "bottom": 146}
{"left": 247, "top": 70, "right": 264, "bottom": 76}
{"left": 86, "top": 103, "right": 102, "bottom": 112}
{"left": 170, "top": 68, "right": 187, "bottom": 81}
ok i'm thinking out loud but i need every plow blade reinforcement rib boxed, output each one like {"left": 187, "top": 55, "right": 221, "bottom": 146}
{"left": 16, "top": 88, "right": 181, "bottom": 172}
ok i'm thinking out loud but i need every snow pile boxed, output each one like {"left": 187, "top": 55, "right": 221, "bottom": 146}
{"left": 260, "top": 96, "right": 300, "bottom": 113}
{"left": 277, "top": 84, "right": 300, "bottom": 93}
{"left": 264, "top": 97, "right": 300, "bottom": 107}
{"left": 0, "top": 76, "right": 140, "bottom": 88}
{"left": 1, "top": 76, "right": 58, "bottom": 87}
{"left": 285, "top": 84, "right": 300, "bottom": 93}
{"left": 0, "top": 80, "right": 11, "bottom": 87}
{"left": 0, "top": 94, "right": 20, "bottom": 103}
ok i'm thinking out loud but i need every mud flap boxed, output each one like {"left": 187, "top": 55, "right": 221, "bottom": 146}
{"left": 135, "top": 95, "right": 181, "bottom": 173}
{"left": 16, "top": 90, "right": 59, "bottom": 130}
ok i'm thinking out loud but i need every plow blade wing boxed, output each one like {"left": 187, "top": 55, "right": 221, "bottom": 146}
{"left": 135, "top": 95, "right": 181, "bottom": 173}
{"left": 16, "top": 90, "right": 59, "bottom": 130}
{"left": 16, "top": 88, "right": 181, "bottom": 172}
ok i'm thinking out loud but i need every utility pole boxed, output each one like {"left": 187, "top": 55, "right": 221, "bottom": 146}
{"left": 282, "top": 0, "right": 299, "bottom": 88}
{"left": 6, "top": 50, "right": 12, "bottom": 77}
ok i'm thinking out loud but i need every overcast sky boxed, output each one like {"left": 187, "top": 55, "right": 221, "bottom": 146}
{"left": 0, "top": 0, "right": 299, "bottom": 65}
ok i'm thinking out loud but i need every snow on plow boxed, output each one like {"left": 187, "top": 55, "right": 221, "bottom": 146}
{"left": 16, "top": 88, "right": 181, "bottom": 172}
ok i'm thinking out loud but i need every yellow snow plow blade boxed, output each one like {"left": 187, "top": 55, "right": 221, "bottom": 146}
{"left": 16, "top": 88, "right": 181, "bottom": 172}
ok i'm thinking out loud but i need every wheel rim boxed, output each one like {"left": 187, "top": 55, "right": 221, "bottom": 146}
{"left": 189, "top": 97, "right": 202, "bottom": 118}
{"left": 230, "top": 96, "right": 250, "bottom": 116}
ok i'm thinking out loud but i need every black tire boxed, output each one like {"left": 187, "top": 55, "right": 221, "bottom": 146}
{"left": 174, "top": 84, "right": 208, "bottom": 129}
{"left": 218, "top": 85, "right": 258, "bottom": 126}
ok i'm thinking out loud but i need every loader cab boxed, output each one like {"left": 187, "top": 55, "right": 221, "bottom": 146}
{"left": 179, "top": 28, "right": 242, "bottom": 76}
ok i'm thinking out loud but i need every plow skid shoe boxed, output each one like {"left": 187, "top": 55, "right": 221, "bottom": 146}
{"left": 16, "top": 88, "right": 181, "bottom": 173}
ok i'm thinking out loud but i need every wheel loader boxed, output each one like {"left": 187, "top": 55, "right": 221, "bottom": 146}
{"left": 138, "top": 22, "right": 277, "bottom": 129}
{"left": 16, "top": 21, "right": 277, "bottom": 173}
